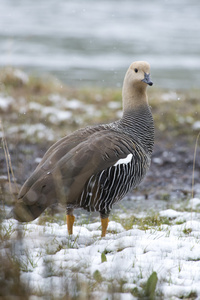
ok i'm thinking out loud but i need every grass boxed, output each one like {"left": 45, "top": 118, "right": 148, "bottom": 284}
{"left": 1, "top": 67, "right": 200, "bottom": 147}
{"left": 183, "top": 227, "right": 192, "bottom": 235}
{"left": 111, "top": 211, "right": 171, "bottom": 232}
{"left": 1, "top": 68, "right": 200, "bottom": 299}
{"left": 1, "top": 67, "right": 200, "bottom": 198}
{"left": 192, "top": 131, "right": 200, "bottom": 199}
{"left": 0, "top": 206, "right": 199, "bottom": 299}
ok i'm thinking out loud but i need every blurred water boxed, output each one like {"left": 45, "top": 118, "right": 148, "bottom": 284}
{"left": 0, "top": 0, "right": 200, "bottom": 89}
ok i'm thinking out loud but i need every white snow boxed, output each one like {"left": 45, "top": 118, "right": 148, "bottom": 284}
{"left": 161, "top": 91, "right": 179, "bottom": 102}
{"left": 159, "top": 209, "right": 183, "bottom": 219}
{"left": 48, "top": 93, "right": 65, "bottom": 104}
{"left": 186, "top": 198, "right": 200, "bottom": 210}
{"left": 1, "top": 199, "right": 200, "bottom": 299}
{"left": 29, "top": 101, "right": 72, "bottom": 124}
{"left": 152, "top": 157, "right": 163, "bottom": 165}
{"left": 114, "top": 154, "right": 133, "bottom": 166}
{"left": 65, "top": 99, "right": 83, "bottom": 110}
{"left": 12, "top": 69, "right": 29, "bottom": 84}
{"left": 108, "top": 101, "right": 121, "bottom": 110}
{"left": 0, "top": 94, "right": 14, "bottom": 112}
{"left": 8, "top": 123, "right": 55, "bottom": 141}
{"left": 192, "top": 121, "right": 200, "bottom": 130}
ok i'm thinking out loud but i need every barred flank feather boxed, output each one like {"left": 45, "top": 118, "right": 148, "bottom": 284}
{"left": 78, "top": 132, "right": 151, "bottom": 217}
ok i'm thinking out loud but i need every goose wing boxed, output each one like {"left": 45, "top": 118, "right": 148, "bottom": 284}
{"left": 18, "top": 130, "right": 136, "bottom": 205}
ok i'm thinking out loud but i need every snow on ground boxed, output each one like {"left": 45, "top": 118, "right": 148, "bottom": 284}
{"left": 1, "top": 199, "right": 200, "bottom": 299}
{"left": 7, "top": 123, "right": 55, "bottom": 142}
{"left": 0, "top": 94, "right": 15, "bottom": 112}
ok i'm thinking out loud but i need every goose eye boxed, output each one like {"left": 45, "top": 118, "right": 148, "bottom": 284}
{"left": 134, "top": 68, "right": 138, "bottom": 73}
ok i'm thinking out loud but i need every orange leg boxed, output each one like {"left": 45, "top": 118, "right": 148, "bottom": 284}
{"left": 66, "top": 215, "right": 75, "bottom": 235}
{"left": 101, "top": 217, "right": 109, "bottom": 237}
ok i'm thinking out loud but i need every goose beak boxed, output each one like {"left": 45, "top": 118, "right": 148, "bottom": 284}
{"left": 142, "top": 73, "right": 153, "bottom": 86}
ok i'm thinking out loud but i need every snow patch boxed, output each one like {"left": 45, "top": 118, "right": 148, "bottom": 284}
{"left": 8, "top": 123, "right": 55, "bottom": 141}
{"left": 159, "top": 209, "right": 183, "bottom": 219}
{"left": 107, "top": 101, "right": 121, "bottom": 110}
{"left": 12, "top": 69, "right": 29, "bottom": 84}
{"left": 161, "top": 91, "right": 179, "bottom": 102}
{"left": 1, "top": 206, "right": 200, "bottom": 299}
{"left": 0, "top": 94, "right": 14, "bottom": 112}
{"left": 186, "top": 198, "right": 200, "bottom": 210}
{"left": 65, "top": 99, "right": 83, "bottom": 110}
{"left": 192, "top": 121, "right": 200, "bottom": 130}
{"left": 29, "top": 101, "right": 72, "bottom": 124}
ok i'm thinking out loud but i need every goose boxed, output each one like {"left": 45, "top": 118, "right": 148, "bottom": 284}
{"left": 9, "top": 61, "right": 154, "bottom": 237}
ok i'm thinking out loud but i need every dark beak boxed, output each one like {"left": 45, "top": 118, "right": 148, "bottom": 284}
{"left": 142, "top": 73, "right": 153, "bottom": 86}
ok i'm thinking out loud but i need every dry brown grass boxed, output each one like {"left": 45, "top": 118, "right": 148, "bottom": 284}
{"left": 0, "top": 68, "right": 200, "bottom": 299}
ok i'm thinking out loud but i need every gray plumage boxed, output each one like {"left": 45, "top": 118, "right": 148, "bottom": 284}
{"left": 8, "top": 61, "right": 154, "bottom": 236}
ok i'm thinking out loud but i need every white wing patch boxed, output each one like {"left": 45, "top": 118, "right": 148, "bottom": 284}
{"left": 114, "top": 153, "right": 133, "bottom": 166}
